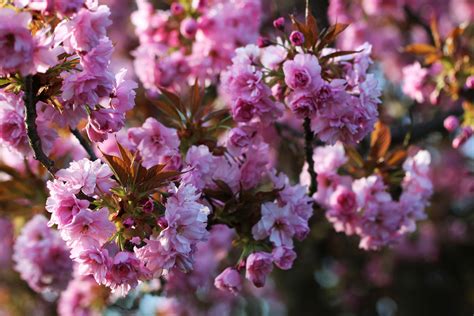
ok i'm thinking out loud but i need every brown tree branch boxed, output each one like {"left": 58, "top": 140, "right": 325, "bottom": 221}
{"left": 70, "top": 128, "right": 98, "bottom": 160}
{"left": 303, "top": 117, "right": 317, "bottom": 195}
{"left": 23, "top": 75, "right": 57, "bottom": 175}
{"left": 391, "top": 104, "right": 464, "bottom": 145}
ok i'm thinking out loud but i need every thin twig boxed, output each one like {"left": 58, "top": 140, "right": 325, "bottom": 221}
{"left": 70, "top": 128, "right": 98, "bottom": 160}
{"left": 303, "top": 117, "right": 317, "bottom": 195}
{"left": 391, "top": 104, "right": 463, "bottom": 145}
{"left": 403, "top": 5, "right": 435, "bottom": 46}
{"left": 23, "top": 75, "right": 57, "bottom": 175}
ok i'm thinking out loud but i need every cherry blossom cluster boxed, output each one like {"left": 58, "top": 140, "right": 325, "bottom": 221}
{"left": 0, "top": 2, "right": 137, "bottom": 145}
{"left": 132, "top": 0, "right": 262, "bottom": 92}
{"left": 102, "top": 116, "right": 314, "bottom": 294}
{"left": 58, "top": 274, "right": 108, "bottom": 316}
{"left": 13, "top": 215, "right": 73, "bottom": 294}
{"left": 221, "top": 36, "right": 381, "bottom": 144}
{"left": 301, "top": 143, "right": 433, "bottom": 250}
{"left": 45, "top": 156, "right": 214, "bottom": 295}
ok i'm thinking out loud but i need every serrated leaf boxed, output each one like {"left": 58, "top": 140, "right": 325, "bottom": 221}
{"left": 385, "top": 149, "right": 408, "bottom": 167}
{"left": 100, "top": 151, "right": 130, "bottom": 186}
{"left": 369, "top": 121, "right": 391, "bottom": 161}
{"left": 405, "top": 43, "right": 438, "bottom": 55}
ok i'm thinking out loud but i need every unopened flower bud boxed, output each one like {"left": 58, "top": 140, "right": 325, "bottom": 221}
{"left": 180, "top": 18, "right": 198, "bottom": 39}
{"left": 443, "top": 115, "right": 459, "bottom": 132}
{"left": 273, "top": 17, "right": 285, "bottom": 31}
{"left": 257, "top": 36, "right": 271, "bottom": 48}
{"left": 123, "top": 217, "right": 134, "bottom": 228}
{"left": 452, "top": 126, "right": 473, "bottom": 149}
{"left": 289, "top": 31, "right": 305, "bottom": 46}
{"left": 171, "top": 2, "right": 184, "bottom": 15}
{"left": 142, "top": 199, "right": 154, "bottom": 213}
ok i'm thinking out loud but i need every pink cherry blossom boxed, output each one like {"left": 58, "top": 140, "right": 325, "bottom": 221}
{"left": 60, "top": 208, "right": 115, "bottom": 248}
{"left": 214, "top": 267, "right": 242, "bottom": 294}
{"left": 245, "top": 251, "right": 273, "bottom": 287}
{"left": 282, "top": 53, "right": 322, "bottom": 90}
{"left": 272, "top": 246, "right": 297, "bottom": 270}
{"left": 128, "top": 117, "right": 181, "bottom": 169}
{"left": 54, "top": 5, "right": 112, "bottom": 53}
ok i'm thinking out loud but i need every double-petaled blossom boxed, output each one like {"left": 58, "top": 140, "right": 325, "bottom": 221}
{"left": 54, "top": 158, "right": 116, "bottom": 196}
{"left": 0, "top": 8, "right": 58, "bottom": 76}
{"left": 399, "top": 150, "right": 432, "bottom": 232}
{"left": 54, "top": 5, "right": 112, "bottom": 53}
{"left": 128, "top": 117, "right": 181, "bottom": 169}
{"left": 57, "top": 275, "right": 103, "bottom": 316}
{"left": 326, "top": 185, "right": 359, "bottom": 235}
{"left": 182, "top": 145, "right": 240, "bottom": 192}
{"left": 0, "top": 91, "right": 57, "bottom": 155}
{"left": 15, "top": 0, "right": 85, "bottom": 17}
{"left": 221, "top": 62, "right": 284, "bottom": 124}
{"left": 135, "top": 184, "right": 210, "bottom": 276}
{"left": 214, "top": 267, "right": 242, "bottom": 295}
{"left": 106, "top": 251, "right": 150, "bottom": 295}
{"left": 60, "top": 208, "right": 115, "bottom": 249}
{"left": 353, "top": 175, "right": 404, "bottom": 250}
{"left": 303, "top": 143, "right": 433, "bottom": 251}
{"left": 282, "top": 53, "right": 323, "bottom": 90}
{"left": 13, "top": 215, "right": 73, "bottom": 294}
{"left": 132, "top": 0, "right": 262, "bottom": 91}
{"left": 245, "top": 252, "right": 273, "bottom": 287}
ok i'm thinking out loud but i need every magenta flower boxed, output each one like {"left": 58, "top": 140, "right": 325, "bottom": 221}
{"left": 13, "top": 215, "right": 73, "bottom": 294}
{"left": 289, "top": 31, "right": 305, "bottom": 46}
{"left": 86, "top": 107, "right": 124, "bottom": 143}
{"left": 61, "top": 208, "right": 115, "bottom": 248}
{"left": 272, "top": 246, "right": 297, "bottom": 270}
{"left": 402, "top": 62, "right": 429, "bottom": 103}
{"left": 46, "top": 188, "right": 90, "bottom": 229}
{"left": 214, "top": 267, "right": 242, "bottom": 294}
{"left": 55, "top": 158, "right": 115, "bottom": 196}
{"left": 54, "top": 5, "right": 112, "bottom": 53}
{"left": 283, "top": 53, "right": 322, "bottom": 90}
{"left": 128, "top": 117, "right": 181, "bottom": 169}
{"left": 444, "top": 115, "right": 460, "bottom": 132}
{"left": 0, "top": 91, "right": 29, "bottom": 154}
{"left": 111, "top": 69, "right": 138, "bottom": 113}
{"left": 245, "top": 252, "right": 273, "bottom": 287}
{"left": 72, "top": 242, "right": 111, "bottom": 285}
{"left": 252, "top": 202, "right": 305, "bottom": 247}
{"left": 326, "top": 185, "right": 359, "bottom": 235}
{"left": 0, "top": 9, "right": 35, "bottom": 75}
{"left": 106, "top": 251, "right": 150, "bottom": 295}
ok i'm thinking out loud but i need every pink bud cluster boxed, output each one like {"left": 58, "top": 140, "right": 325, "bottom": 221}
{"left": 131, "top": 0, "right": 262, "bottom": 91}
{"left": 13, "top": 215, "right": 73, "bottom": 294}
{"left": 301, "top": 143, "right": 433, "bottom": 250}
{"left": 221, "top": 42, "right": 381, "bottom": 144}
